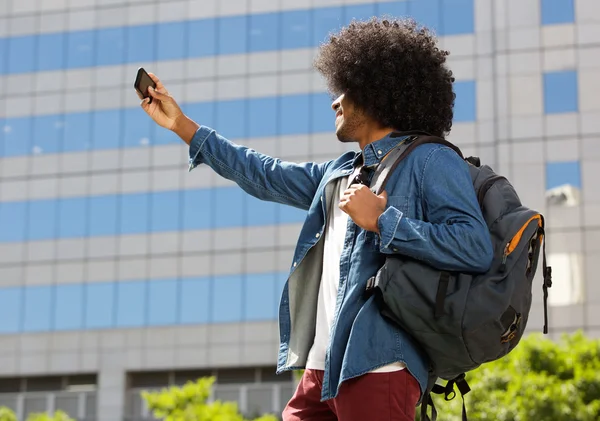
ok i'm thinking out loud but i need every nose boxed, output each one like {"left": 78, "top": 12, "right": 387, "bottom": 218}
{"left": 331, "top": 96, "right": 342, "bottom": 112}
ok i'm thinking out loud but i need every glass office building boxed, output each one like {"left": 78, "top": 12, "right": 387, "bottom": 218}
{"left": 0, "top": 0, "right": 598, "bottom": 419}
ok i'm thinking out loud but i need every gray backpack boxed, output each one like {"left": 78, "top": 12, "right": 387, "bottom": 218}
{"left": 365, "top": 133, "right": 553, "bottom": 421}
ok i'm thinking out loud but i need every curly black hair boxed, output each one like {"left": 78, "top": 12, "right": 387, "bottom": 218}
{"left": 313, "top": 17, "right": 456, "bottom": 138}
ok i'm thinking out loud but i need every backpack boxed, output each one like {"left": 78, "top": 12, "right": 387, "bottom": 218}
{"left": 365, "top": 132, "right": 553, "bottom": 421}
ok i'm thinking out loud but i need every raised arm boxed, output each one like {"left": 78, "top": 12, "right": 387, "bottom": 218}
{"left": 140, "top": 73, "right": 330, "bottom": 210}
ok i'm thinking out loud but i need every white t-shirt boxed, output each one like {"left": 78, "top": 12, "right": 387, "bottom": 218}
{"left": 305, "top": 172, "right": 405, "bottom": 373}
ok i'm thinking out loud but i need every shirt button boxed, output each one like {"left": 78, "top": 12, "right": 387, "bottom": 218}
{"left": 315, "top": 233, "right": 321, "bottom": 238}
{"left": 393, "top": 248, "right": 399, "bottom": 252}
{"left": 293, "top": 262, "right": 297, "bottom": 267}
{"left": 377, "top": 150, "right": 383, "bottom": 155}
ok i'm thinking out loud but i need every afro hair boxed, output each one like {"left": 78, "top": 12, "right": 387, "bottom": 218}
{"left": 313, "top": 17, "right": 456, "bottom": 138}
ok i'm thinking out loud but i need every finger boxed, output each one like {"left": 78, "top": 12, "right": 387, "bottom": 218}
{"left": 147, "top": 72, "right": 166, "bottom": 91}
{"left": 379, "top": 190, "right": 388, "bottom": 201}
{"left": 148, "top": 86, "right": 170, "bottom": 102}
{"left": 140, "top": 97, "right": 151, "bottom": 111}
{"left": 135, "top": 90, "right": 144, "bottom": 100}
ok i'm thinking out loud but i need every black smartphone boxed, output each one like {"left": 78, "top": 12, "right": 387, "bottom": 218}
{"left": 134, "top": 67, "right": 156, "bottom": 104}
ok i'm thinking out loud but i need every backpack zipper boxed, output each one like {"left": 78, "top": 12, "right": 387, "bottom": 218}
{"left": 500, "top": 214, "right": 543, "bottom": 272}
{"left": 500, "top": 243, "right": 509, "bottom": 272}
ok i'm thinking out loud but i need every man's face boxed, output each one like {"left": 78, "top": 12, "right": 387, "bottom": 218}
{"left": 332, "top": 93, "right": 366, "bottom": 143}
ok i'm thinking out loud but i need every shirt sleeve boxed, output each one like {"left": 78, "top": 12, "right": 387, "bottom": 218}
{"left": 377, "top": 147, "right": 494, "bottom": 273}
{"left": 188, "top": 125, "right": 332, "bottom": 211}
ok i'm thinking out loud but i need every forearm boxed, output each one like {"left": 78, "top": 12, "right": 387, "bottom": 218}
{"left": 173, "top": 115, "right": 200, "bottom": 145}
{"left": 185, "top": 124, "right": 330, "bottom": 210}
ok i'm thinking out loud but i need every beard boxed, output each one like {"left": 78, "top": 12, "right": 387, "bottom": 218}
{"left": 335, "top": 112, "right": 366, "bottom": 143}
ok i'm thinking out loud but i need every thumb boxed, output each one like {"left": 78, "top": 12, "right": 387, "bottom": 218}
{"left": 379, "top": 190, "right": 388, "bottom": 202}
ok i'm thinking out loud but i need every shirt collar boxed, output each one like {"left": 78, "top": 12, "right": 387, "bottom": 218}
{"left": 352, "top": 132, "right": 412, "bottom": 168}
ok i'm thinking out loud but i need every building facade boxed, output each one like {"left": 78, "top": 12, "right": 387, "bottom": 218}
{"left": 0, "top": 0, "right": 598, "bottom": 420}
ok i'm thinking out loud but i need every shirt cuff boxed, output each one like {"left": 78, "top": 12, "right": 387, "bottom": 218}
{"left": 187, "top": 126, "right": 215, "bottom": 172}
{"left": 378, "top": 206, "right": 403, "bottom": 250}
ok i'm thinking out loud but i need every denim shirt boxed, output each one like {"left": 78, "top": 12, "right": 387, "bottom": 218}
{"left": 188, "top": 126, "right": 493, "bottom": 402}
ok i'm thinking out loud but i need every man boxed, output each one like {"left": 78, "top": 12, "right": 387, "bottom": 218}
{"left": 140, "top": 17, "right": 493, "bottom": 421}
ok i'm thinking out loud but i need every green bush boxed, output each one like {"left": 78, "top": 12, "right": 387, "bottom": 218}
{"left": 0, "top": 409, "right": 74, "bottom": 421}
{"left": 141, "top": 376, "right": 278, "bottom": 421}
{"left": 427, "top": 330, "right": 600, "bottom": 421}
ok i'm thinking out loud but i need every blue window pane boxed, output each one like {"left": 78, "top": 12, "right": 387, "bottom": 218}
{"left": 215, "top": 187, "right": 244, "bottom": 228}
{"left": 184, "top": 102, "right": 215, "bottom": 129}
{"left": 281, "top": 10, "right": 311, "bottom": 49}
{"left": 212, "top": 275, "right": 242, "bottom": 323}
{"left": 89, "top": 195, "right": 118, "bottom": 236}
{"left": 278, "top": 203, "right": 307, "bottom": 224}
{"left": 546, "top": 161, "right": 581, "bottom": 190}
{"left": 216, "top": 99, "right": 246, "bottom": 139}
{"left": 28, "top": 199, "right": 57, "bottom": 241}
{"left": 58, "top": 197, "right": 87, "bottom": 238}
{"left": 218, "top": 15, "right": 247, "bottom": 55}
{"left": 0, "top": 287, "right": 22, "bottom": 333}
{"left": 246, "top": 195, "right": 277, "bottom": 226}
{"left": 32, "top": 115, "right": 62, "bottom": 155}
{"left": 85, "top": 282, "right": 115, "bottom": 329}
{"left": 116, "top": 281, "right": 146, "bottom": 327}
{"left": 64, "top": 112, "right": 92, "bottom": 152}
{"left": 442, "top": 0, "right": 475, "bottom": 35}
{"left": 311, "top": 93, "right": 334, "bottom": 133}
{"left": 148, "top": 279, "right": 178, "bottom": 325}
{"left": 245, "top": 273, "right": 277, "bottom": 321}
{"left": 67, "top": 30, "right": 94, "bottom": 68}
{"left": 0, "top": 202, "right": 27, "bottom": 242}
{"left": 249, "top": 97, "right": 278, "bottom": 138}
{"left": 313, "top": 7, "right": 343, "bottom": 45}
{"left": 8, "top": 36, "right": 35, "bottom": 74}
{"left": 151, "top": 191, "right": 180, "bottom": 232}
{"left": 158, "top": 22, "right": 186, "bottom": 61}
{"left": 92, "top": 110, "right": 121, "bottom": 150}
{"left": 126, "top": 24, "right": 155, "bottom": 63}
{"left": 249, "top": 12, "right": 279, "bottom": 52}
{"left": 454, "top": 80, "right": 477, "bottom": 122}
{"left": 123, "top": 108, "right": 153, "bottom": 148}
{"left": 544, "top": 70, "right": 578, "bottom": 114}
{"left": 188, "top": 19, "right": 217, "bottom": 57}
{"left": 409, "top": 0, "right": 440, "bottom": 33}
{"left": 37, "top": 33, "right": 64, "bottom": 71}
{"left": 23, "top": 286, "right": 52, "bottom": 332}
{"left": 344, "top": 4, "right": 376, "bottom": 23}
{"left": 54, "top": 284, "right": 84, "bottom": 330}
{"left": 541, "top": 0, "right": 575, "bottom": 25}
{"left": 96, "top": 27, "right": 126, "bottom": 66}
{"left": 152, "top": 124, "right": 180, "bottom": 146}
{"left": 277, "top": 273, "right": 288, "bottom": 314}
{"left": 281, "top": 94, "right": 310, "bottom": 135}
{"left": 0, "top": 39, "right": 6, "bottom": 74}
{"left": 180, "top": 278, "right": 210, "bottom": 324}
{"left": 182, "top": 189, "right": 212, "bottom": 230}
{"left": 2, "top": 117, "right": 32, "bottom": 157}
{"left": 377, "top": 1, "right": 408, "bottom": 18}
{"left": 119, "top": 193, "right": 149, "bottom": 234}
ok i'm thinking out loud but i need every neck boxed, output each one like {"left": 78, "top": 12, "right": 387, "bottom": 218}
{"left": 356, "top": 124, "right": 396, "bottom": 150}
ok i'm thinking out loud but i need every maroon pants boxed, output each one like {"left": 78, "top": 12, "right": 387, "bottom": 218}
{"left": 282, "top": 369, "right": 420, "bottom": 421}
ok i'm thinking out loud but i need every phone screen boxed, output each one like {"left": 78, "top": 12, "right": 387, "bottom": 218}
{"left": 134, "top": 68, "right": 156, "bottom": 100}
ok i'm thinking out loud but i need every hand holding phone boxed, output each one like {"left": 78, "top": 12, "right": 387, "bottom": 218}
{"left": 134, "top": 67, "right": 157, "bottom": 104}
{"left": 137, "top": 71, "right": 198, "bottom": 143}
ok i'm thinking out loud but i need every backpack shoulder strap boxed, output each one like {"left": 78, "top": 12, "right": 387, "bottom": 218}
{"left": 371, "top": 134, "right": 464, "bottom": 195}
